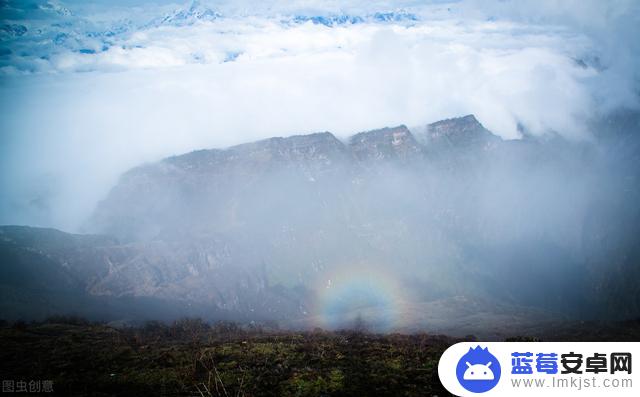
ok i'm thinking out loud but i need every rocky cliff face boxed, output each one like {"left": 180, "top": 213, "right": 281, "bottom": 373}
{"left": 349, "top": 125, "right": 422, "bottom": 161}
{"left": 87, "top": 117, "right": 499, "bottom": 243}
{"left": 3, "top": 113, "right": 640, "bottom": 329}
{"left": 415, "top": 114, "right": 499, "bottom": 150}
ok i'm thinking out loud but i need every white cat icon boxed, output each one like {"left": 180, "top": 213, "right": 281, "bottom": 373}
{"left": 463, "top": 361, "right": 495, "bottom": 380}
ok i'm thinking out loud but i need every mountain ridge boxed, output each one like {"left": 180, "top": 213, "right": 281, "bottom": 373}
{"left": 87, "top": 114, "right": 499, "bottom": 242}
{"left": 153, "top": 114, "right": 498, "bottom": 171}
{"left": 3, "top": 112, "right": 639, "bottom": 333}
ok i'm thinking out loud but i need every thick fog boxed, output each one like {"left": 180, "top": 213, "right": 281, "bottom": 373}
{"left": 0, "top": 1, "right": 639, "bottom": 333}
{"left": 1, "top": 0, "right": 639, "bottom": 230}
{"left": 68, "top": 114, "right": 638, "bottom": 332}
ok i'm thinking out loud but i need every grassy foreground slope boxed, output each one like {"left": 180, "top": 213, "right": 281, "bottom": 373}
{"left": 1, "top": 318, "right": 639, "bottom": 396}
{"left": 0, "top": 318, "right": 456, "bottom": 396}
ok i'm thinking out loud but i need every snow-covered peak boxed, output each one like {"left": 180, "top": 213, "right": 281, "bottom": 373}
{"left": 147, "top": 1, "right": 222, "bottom": 28}
{"left": 289, "top": 11, "right": 418, "bottom": 27}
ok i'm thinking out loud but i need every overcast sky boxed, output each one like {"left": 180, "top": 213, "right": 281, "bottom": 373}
{"left": 1, "top": 0, "right": 639, "bottom": 231}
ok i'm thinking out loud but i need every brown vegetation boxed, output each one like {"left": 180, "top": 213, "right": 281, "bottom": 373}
{"left": 0, "top": 318, "right": 461, "bottom": 396}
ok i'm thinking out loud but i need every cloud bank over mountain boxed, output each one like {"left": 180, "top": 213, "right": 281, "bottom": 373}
{"left": 0, "top": 0, "right": 639, "bottom": 230}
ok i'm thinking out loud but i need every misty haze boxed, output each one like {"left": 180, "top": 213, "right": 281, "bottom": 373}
{"left": 1, "top": 0, "right": 639, "bottom": 396}
{"left": 3, "top": 110, "right": 639, "bottom": 336}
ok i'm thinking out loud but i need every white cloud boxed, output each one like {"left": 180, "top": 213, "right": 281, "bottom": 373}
{"left": 1, "top": 0, "right": 639, "bottom": 230}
